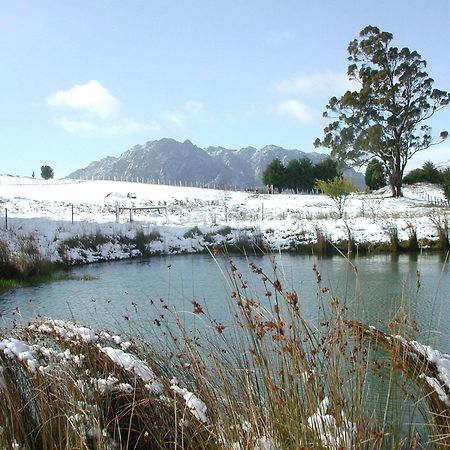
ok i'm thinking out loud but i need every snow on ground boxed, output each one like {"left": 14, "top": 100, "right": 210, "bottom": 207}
{"left": 0, "top": 175, "right": 448, "bottom": 265}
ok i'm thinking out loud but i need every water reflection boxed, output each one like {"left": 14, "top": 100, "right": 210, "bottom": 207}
{"left": 0, "top": 253, "right": 448, "bottom": 351}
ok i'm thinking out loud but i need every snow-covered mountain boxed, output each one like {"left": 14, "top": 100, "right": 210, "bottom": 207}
{"left": 68, "top": 138, "right": 365, "bottom": 188}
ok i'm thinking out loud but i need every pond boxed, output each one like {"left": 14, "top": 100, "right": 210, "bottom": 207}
{"left": 1, "top": 252, "right": 449, "bottom": 351}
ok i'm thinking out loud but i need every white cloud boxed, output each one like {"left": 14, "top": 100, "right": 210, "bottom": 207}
{"left": 273, "top": 71, "right": 356, "bottom": 97}
{"left": 275, "top": 99, "right": 320, "bottom": 125}
{"left": 56, "top": 117, "right": 160, "bottom": 137}
{"left": 163, "top": 100, "right": 204, "bottom": 127}
{"left": 47, "top": 80, "right": 120, "bottom": 119}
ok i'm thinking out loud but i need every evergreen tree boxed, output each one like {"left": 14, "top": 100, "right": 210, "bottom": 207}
{"left": 442, "top": 168, "right": 450, "bottom": 200}
{"left": 313, "top": 157, "right": 338, "bottom": 183}
{"left": 285, "top": 159, "right": 302, "bottom": 193}
{"left": 421, "top": 161, "right": 443, "bottom": 184}
{"left": 365, "top": 159, "right": 386, "bottom": 190}
{"left": 262, "top": 158, "right": 286, "bottom": 193}
{"left": 404, "top": 161, "right": 442, "bottom": 184}
{"left": 41, "top": 165, "right": 54, "bottom": 180}
{"left": 297, "top": 158, "right": 314, "bottom": 192}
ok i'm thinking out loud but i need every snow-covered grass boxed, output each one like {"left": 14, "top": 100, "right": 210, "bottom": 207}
{"left": 0, "top": 259, "right": 449, "bottom": 449}
{"left": 0, "top": 175, "right": 449, "bottom": 275}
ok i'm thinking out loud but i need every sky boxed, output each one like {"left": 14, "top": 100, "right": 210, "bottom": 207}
{"left": 1, "top": 0, "right": 450, "bottom": 178}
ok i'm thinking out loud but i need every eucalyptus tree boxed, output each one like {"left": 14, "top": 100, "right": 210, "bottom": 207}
{"left": 315, "top": 26, "right": 450, "bottom": 197}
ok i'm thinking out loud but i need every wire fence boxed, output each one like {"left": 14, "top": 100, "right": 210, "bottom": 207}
{"left": 419, "top": 193, "right": 450, "bottom": 208}
{"left": 74, "top": 175, "right": 322, "bottom": 196}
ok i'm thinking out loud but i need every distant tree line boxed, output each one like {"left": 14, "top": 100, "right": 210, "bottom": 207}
{"left": 262, "top": 157, "right": 339, "bottom": 193}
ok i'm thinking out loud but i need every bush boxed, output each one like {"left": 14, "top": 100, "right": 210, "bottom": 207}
{"left": 315, "top": 176, "right": 358, "bottom": 218}
{"left": 403, "top": 161, "right": 442, "bottom": 185}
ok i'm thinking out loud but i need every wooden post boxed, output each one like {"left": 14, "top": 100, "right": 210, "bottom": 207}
{"left": 5, "top": 208, "right": 7, "bottom": 230}
{"left": 71, "top": 204, "right": 74, "bottom": 224}
{"left": 115, "top": 202, "right": 120, "bottom": 223}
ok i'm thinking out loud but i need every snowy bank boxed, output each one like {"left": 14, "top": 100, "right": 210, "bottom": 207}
{"left": 1, "top": 176, "right": 449, "bottom": 267}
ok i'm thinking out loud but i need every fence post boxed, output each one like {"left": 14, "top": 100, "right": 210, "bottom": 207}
{"left": 5, "top": 207, "right": 7, "bottom": 230}
{"left": 71, "top": 204, "right": 74, "bottom": 224}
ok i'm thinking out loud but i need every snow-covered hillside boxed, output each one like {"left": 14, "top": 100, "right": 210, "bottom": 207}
{"left": 0, "top": 175, "right": 448, "bottom": 265}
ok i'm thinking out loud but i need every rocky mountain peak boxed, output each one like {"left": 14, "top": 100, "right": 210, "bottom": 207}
{"left": 68, "top": 138, "right": 365, "bottom": 188}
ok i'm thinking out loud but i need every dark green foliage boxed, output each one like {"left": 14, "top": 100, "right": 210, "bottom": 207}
{"left": 315, "top": 25, "right": 450, "bottom": 197}
{"left": 40, "top": 165, "right": 54, "bottom": 180}
{"left": 365, "top": 159, "right": 386, "bottom": 190}
{"left": 312, "top": 157, "right": 339, "bottom": 182}
{"left": 404, "top": 161, "right": 443, "bottom": 185}
{"left": 442, "top": 168, "right": 450, "bottom": 200}
{"left": 285, "top": 159, "right": 302, "bottom": 193}
{"left": 297, "top": 158, "right": 315, "bottom": 190}
{"left": 285, "top": 158, "right": 314, "bottom": 192}
{"left": 262, "top": 157, "right": 337, "bottom": 193}
{"left": 262, "top": 158, "right": 286, "bottom": 193}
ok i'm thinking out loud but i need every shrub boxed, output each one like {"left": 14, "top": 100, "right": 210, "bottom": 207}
{"left": 403, "top": 161, "right": 443, "bottom": 185}
{"left": 315, "top": 176, "right": 358, "bottom": 218}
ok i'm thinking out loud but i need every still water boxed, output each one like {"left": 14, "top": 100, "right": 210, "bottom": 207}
{"left": 1, "top": 253, "right": 449, "bottom": 351}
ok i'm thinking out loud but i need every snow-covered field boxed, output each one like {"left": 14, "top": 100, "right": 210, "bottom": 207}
{"left": 0, "top": 175, "right": 448, "bottom": 264}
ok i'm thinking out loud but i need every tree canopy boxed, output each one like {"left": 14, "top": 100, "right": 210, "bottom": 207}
{"left": 365, "top": 159, "right": 386, "bottom": 191}
{"left": 41, "top": 165, "right": 54, "bottom": 180}
{"left": 403, "top": 161, "right": 442, "bottom": 185}
{"left": 262, "top": 158, "right": 285, "bottom": 193}
{"left": 314, "top": 25, "right": 450, "bottom": 197}
{"left": 262, "top": 157, "right": 339, "bottom": 193}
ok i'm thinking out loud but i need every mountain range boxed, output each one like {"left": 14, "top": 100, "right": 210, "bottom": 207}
{"left": 68, "top": 138, "right": 365, "bottom": 188}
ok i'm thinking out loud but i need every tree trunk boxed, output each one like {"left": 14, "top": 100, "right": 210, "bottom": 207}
{"left": 390, "top": 151, "right": 403, "bottom": 198}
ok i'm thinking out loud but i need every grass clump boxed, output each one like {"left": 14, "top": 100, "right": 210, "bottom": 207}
{"left": 132, "top": 228, "right": 161, "bottom": 255}
{"left": 183, "top": 226, "right": 204, "bottom": 239}
{"left": 430, "top": 212, "right": 450, "bottom": 251}
{"left": 0, "top": 236, "right": 56, "bottom": 280}
{"left": 230, "top": 228, "right": 268, "bottom": 254}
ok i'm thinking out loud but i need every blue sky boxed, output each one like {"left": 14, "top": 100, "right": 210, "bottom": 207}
{"left": 2, "top": 0, "right": 450, "bottom": 177}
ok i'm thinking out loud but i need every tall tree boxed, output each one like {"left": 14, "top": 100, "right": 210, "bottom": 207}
{"left": 313, "top": 157, "right": 339, "bottom": 183}
{"left": 285, "top": 159, "right": 302, "bottom": 193}
{"left": 297, "top": 158, "right": 314, "bottom": 191}
{"left": 314, "top": 26, "right": 450, "bottom": 197}
{"left": 41, "top": 165, "right": 54, "bottom": 180}
{"left": 262, "top": 158, "right": 286, "bottom": 193}
{"left": 365, "top": 159, "right": 386, "bottom": 190}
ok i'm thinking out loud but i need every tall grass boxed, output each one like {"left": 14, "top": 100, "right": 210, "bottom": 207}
{"left": 0, "top": 253, "right": 449, "bottom": 449}
{"left": 0, "top": 235, "right": 55, "bottom": 279}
